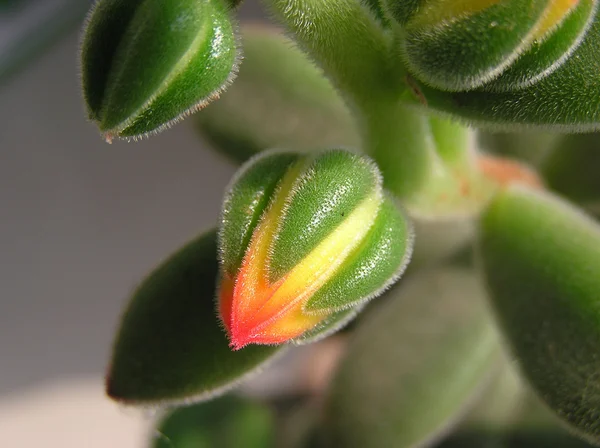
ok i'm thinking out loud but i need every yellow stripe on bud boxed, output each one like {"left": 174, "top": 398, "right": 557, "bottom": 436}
{"left": 228, "top": 190, "right": 382, "bottom": 349}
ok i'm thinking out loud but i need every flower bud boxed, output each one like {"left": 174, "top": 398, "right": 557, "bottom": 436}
{"left": 80, "top": 0, "right": 238, "bottom": 142}
{"left": 388, "top": 0, "right": 594, "bottom": 92}
{"left": 218, "top": 149, "right": 413, "bottom": 349}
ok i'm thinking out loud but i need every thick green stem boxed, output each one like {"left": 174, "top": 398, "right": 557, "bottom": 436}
{"left": 362, "top": 101, "right": 437, "bottom": 199}
{"left": 429, "top": 116, "right": 475, "bottom": 170}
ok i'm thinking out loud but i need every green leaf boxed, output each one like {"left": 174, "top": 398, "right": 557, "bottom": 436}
{"left": 324, "top": 267, "right": 499, "bottom": 448}
{"left": 81, "top": 0, "right": 238, "bottom": 141}
{"left": 405, "top": 7, "right": 600, "bottom": 131}
{"left": 541, "top": 133, "right": 600, "bottom": 210}
{"left": 400, "top": 0, "right": 550, "bottom": 91}
{"left": 461, "top": 352, "right": 569, "bottom": 431}
{"left": 152, "top": 395, "right": 275, "bottom": 448}
{"left": 479, "top": 186, "right": 600, "bottom": 443}
{"left": 437, "top": 429, "right": 595, "bottom": 448}
{"left": 106, "top": 230, "right": 281, "bottom": 404}
{"left": 383, "top": 0, "right": 421, "bottom": 25}
{"left": 195, "top": 26, "right": 359, "bottom": 164}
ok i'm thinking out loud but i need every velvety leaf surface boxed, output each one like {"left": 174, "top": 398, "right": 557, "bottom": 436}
{"left": 542, "top": 133, "right": 600, "bottom": 208}
{"left": 325, "top": 267, "right": 499, "bottom": 448}
{"left": 195, "top": 26, "right": 359, "bottom": 163}
{"left": 106, "top": 230, "right": 280, "bottom": 404}
{"left": 479, "top": 186, "right": 600, "bottom": 443}
{"left": 362, "top": 0, "right": 391, "bottom": 26}
{"left": 81, "top": 0, "right": 237, "bottom": 140}
{"left": 401, "top": 0, "right": 550, "bottom": 91}
{"left": 384, "top": 0, "right": 421, "bottom": 25}
{"left": 152, "top": 395, "right": 275, "bottom": 448}
{"left": 407, "top": 6, "right": 600, "bottom": 131}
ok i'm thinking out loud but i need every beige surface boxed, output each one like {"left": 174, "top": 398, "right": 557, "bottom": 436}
{"left": 0, "top": 22, "right": 236, "bottom": 448}
{"left": 0, "top": 377, "right": 151, "bottom": 447}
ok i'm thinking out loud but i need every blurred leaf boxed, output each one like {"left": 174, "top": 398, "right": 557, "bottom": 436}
{"left": 195, "top": 26, "right": 359, "bottom": 164}
{"left": 324, "top": 267, "right": 499, "bottom": 448}
{"left": 542, "top": 133, "right": 600, "bottom": 210}
{"left": 440, "top": 355, "right": 596, "bottom": 446}
{"left": 479, "top": 186, "right": 600, "bottom": 443}
{"left": 153, "top": 395, "right": 275, "bottom": 448}
{"left": 409, "top": 216, "right": 474, "bottom": 269}
{"left": 106, "top": 230, "right": 281, "bottom": 405}
{"left": 437, "top": 429, "right": 595, "bottom": 448}
{"left": 478, "top": 131, "right": 560, "bottom": 167}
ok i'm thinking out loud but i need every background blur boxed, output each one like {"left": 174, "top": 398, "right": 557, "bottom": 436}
{"left": 0, "top": 1, "right": 267, "bottom": 445}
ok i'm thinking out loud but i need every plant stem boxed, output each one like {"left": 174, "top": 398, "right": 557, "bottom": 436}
{"left": 360, "top": 100, "right": 437, "bottom": 199}
{"left": 261, "top": 0, "right": 402, "bottom": 110}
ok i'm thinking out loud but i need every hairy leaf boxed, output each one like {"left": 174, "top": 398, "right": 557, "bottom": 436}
{"left": 325, "top": 267, "right": 499, "bottom": 448}
{"left": 405, "top": 6, "right": 600, "bottom": 131}
{"left": 480, "top": 186, "right": 600, "bottom": 443}
{"left": 106, "top": 230, "right": 281, "bottom": 404}
{"left": 400, "top": 0, "right": 550, "bottom": 91}
{"left": 542, "top": 132, "right": 600, "bottom": 210}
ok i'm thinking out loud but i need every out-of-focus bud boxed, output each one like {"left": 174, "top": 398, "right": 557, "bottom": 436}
{"left": 218, "top": 149, "right": 413, "bottom": 349}
{"left": 80, "top": 0, "right": 238, "bottom": 142}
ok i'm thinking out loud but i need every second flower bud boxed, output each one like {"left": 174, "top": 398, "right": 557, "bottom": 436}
{"left": 218, "top": 149, "right": 413, "bottom": 349}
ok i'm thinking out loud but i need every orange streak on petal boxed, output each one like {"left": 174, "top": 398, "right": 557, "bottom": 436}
{"left": 218, "top": 274, "right": 235, "bottom": 333}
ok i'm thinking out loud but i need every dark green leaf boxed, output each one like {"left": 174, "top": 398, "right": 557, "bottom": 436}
{"left": 106, "top": 230, "right": 281, "bottom": 404}
{"left": 152, "top": 395, "right": 275, "bottom": 448}
{"left": 437, "top": 429, "right": 595, "bottom": 448}
{"left": 542, "top": 133, "right": 600, "bottom": 209}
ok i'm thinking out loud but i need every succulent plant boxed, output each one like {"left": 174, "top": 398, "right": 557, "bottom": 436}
{"left": 80, "top": 0, "right": 600, "bottom": 446}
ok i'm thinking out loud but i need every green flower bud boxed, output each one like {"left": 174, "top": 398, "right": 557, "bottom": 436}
{"left": 389, "top": 0, "right": 593, "bottom": 92}
{"left": 395, "top": 0, "right": 600, "bottom": 130}
{"left": 218, "top": 149, "right": 413, "bottom": 349}
{"left": 480, "top": 186, "right": 600, "bottom": 443}
{"left": 80, "top": 0, "right": 238, "bottom": 142}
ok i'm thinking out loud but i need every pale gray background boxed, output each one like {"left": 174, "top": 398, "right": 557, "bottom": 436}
{"left": 0, "top": 0, "right": 265, "bottom": 397}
